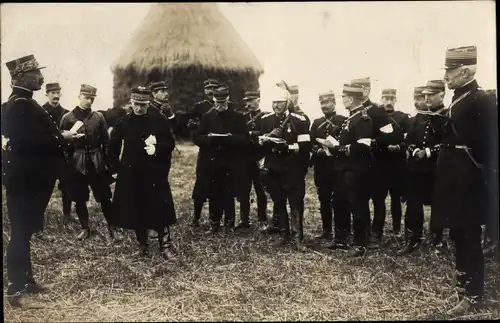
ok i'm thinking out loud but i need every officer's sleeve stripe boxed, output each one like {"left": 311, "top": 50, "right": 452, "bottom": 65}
{"left": 297, "top": 134, "right": 310, "bottom": 142}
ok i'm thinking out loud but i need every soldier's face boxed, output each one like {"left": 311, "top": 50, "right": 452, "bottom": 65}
{"left": 20, "top": 70, "right": 44, "bottom": 91}
{"left": 444, "top": 67, "right": 466, "bottom": 90}
{"left": 122, "top": 103, "right": 133, "bottom": 113}
{"left": 46, "top": 90, "right": 61, "bottom": 104}
{"left": 272, "top": 101, "right": 288, "bottom": 114}
{"left": 79, "top": 94, "right": 94, "bottom": 109}
{"left": 320, "top": 100, "right": 336, "bottom": 115}
{"left": 414, "top": 96, "right": 426, "bottom": 110}
{"left": 205, "top": 87, "right": 215, "bottom": 98}
{"left": 131, "top": 101, "right": 148, "bottom": 115}
{"left": 245, "top": 98, "right": 260, "bottom": 111}
{"left": 342, "top": 95, "right": 354, "bottom": 109}
{"left": 213, "top": 98, "right": 229, "bottom": 110}
{"left": 362, "top": 87, "right": 370, "bottom": 99}
{"left": 425, "top": 92, "right": 444, "bottom": 108}
{"left": 154, "top": 89, "right": 169, "bottom": 101}
{"left": 381, "top": 96, "right": 396, "bottom": 111}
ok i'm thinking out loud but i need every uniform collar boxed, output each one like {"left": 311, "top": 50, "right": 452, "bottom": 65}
{"left": 349, "top": 105, "right": 364, "bottom": 116}
{"left": 11, "top": 86, "right": 34, "bottom": 99}
{"left": 454, "top": 79, "right": 478, "bottom": 98}
{"left": 324, "top": 112, "right": 336, "bottom": 120}
{"left": 276, "top": 109, "right": 289, "bottom": 119}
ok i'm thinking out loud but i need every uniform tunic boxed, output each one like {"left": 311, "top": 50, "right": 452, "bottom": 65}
{"left": 108, "top": 110, "right": 177, "bottom": 230}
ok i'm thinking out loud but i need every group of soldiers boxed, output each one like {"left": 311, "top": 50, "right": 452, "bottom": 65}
{"left": 1, "top": 45, "right": 498, "bottom": 315}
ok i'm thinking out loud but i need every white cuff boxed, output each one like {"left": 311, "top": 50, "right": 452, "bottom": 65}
{"left": 168, "top": 114, "right": 175, "bottom": 120}
{"left": 357, "top": 138, "right": 372, "bottom": 146}
{"left": 425, "top": 147, "right": 431, "bottom": 158}
{"left": 412, "top": 148, "right": 421, "bottom": 157}
{"left": 297, "top": 134, "right": 310, "bottom": 142}
{"left": 288, "top": 143, "right": 299, "bottom": 151}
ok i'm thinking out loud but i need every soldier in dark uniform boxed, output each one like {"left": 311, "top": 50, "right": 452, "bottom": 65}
{"left": 234, "top": 90, "right": 268, "bottom": 231}
{"left": 350, "top": 77, "right": 398, "bottom": 249}
{"left": 377, "top": 88, "right": 411, "bottom": 236}
{"left": 431, "top": 46, "right": 496, "bottom": 315}
{"left": 189, "top": 78, "right": 219, "bottom": 227}
{"left": 310, "top": 90, "right": 347, "bottom": 242}
{"left": 60, "top": 85, "right": 121, "bottom": 241}
{"left": 108, "top": 87, "right": 177, "bottom": 260}
{"left": 2, "top": 55, "right": 77, "bottom": 308}
{"left": 397, "top": 80, "right": 448, "bottom": 256}
{"left": 258, "top": 87, "right": 311, "bottom": 251}
{"left": 193, "top": 85, "right": 250, "bottom": 234}
{"left": 97, "top": 103, "right": 130, "bottom": 135}
{"left": 41, "top": 82, "right": 73, "bottom": 225}
{"left": 322, "top": 83, "right": 373, "bottom": 256}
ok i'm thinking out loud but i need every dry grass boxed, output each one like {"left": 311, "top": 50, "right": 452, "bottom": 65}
{"left": 3, "top": 142, "right": 500, "bottom": 321}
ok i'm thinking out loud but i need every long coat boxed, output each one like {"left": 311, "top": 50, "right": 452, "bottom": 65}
{"left": 431, "top": 80, "right": 496, "bottom": 229}
{"left": 108, "top": 110, "right": 177, "bottom": 230}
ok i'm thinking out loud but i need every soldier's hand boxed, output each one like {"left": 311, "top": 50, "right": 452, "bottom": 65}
{"left": 1, "top": 135, "right": 9, "bottom": 151}
{"left": 316, "top": 148, "right": 327, "bottom": 156}
{"left": 415, "top": 149, "right": 426, "bottom": 160}
{"left": 61, "top": 130, "right": 82, "bottom": 140}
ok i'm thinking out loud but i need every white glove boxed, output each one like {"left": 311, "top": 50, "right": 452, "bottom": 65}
{"left": 288, "top": 143, "right": 299, "bottom": 153}
{"left": 144, "top": 144, "right": 156, "bottom": 155}
{"left": 1, "top": 135, "right": 9, "bottom": 151}
{"left": 145, "top": 134, "right": 157, "bottom": 146}
{"left": 357, "top": 138, "right": 372, "bottom": 146}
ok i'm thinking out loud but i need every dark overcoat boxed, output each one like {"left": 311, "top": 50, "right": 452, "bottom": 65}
{"left": 108, "top": 110, "right": 177, "bottom": 230}
{"left": 431, "top": 80, "right": 496, "bottom": 229}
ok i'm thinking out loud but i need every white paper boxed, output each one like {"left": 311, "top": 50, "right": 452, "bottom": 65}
{"left": 70, "top": 120, "right": 84, "bottom": 133}
{"left": 380, "top": 123, "right": 394, "bottom": 134}
{"left": 258, "top": 135, "right": 286, "bottom": 144}
{"left": 316, "top": 136, "right": 339, "bottom": 148}
{"left": 1, "top": 135, "right": 9, "bottom": 150}
{"left": 357, "top": 138, "right": 372, "bottom": 146}
{"left": 208, "top": 133, "right": 231, "bottom": 137}
{"left": 145, "top": 134, "right": 157, "bottom": 145}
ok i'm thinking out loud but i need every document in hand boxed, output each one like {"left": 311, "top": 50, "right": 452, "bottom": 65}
{"left": 207, "top": 133, "right": 231, "bottom": 137}
{"left": 145, "top": 134, "right": 157, "bottom": 146}
{"left": 258, "top": 136, "right": 286, "bottom": 144}
{"left": 380, "top": 123, "right": 394, "bottom": 134}
{"left": 70, "top": 120, "right": 84, "bottom": 133}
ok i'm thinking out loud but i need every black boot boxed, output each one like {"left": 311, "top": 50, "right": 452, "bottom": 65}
{"left": 314, "top": 231, "right": 333, "bottom": 241}
{"left": 159, "top": 229, "right": 177, "bottom": 260}
{"left": 76, "top": 228, "right": 91, "bottom": 240}
{"left": 107, "top": 225, "right": 124, "bottom": 243}
{"left": 397, "top": 231, "right": 421, "bottom": 256}
{"left": 367, "top": 233, "right": 382, "bottom": 250}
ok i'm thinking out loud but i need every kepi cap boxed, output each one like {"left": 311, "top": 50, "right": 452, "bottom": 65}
{"left": 46, "top": 82, "right": 61, "bottom": 92}
{"left": 350, "top": 77, "right": 371, "bottom": 88}
{"left": 5, "top": 54, "right": 46, "bottom": 77}
{"left": 422, "top": 80, "right": 446, "bottom": 95}
{"left": 342, "top": 83, "right": 364, "bottom": 99}
{"left": 242, "top": 90, "right": 260, "bottom": 101}
{"left": 130, "top": 86, "right": 152, "bottom": 104}
{"left": 381, "top": 88, "right": 397, "bottom": 97}
{"left": 318, "top": 90, "right": 336, "bottom": 102}
{"left": 443, "top": 45, "right": 477, "bottom": 70}
{"left": 213, "top": 84, "right": 230, "bottom": 101}
{"left": 271, "top": 86, "right": 291, "bottom": 102}
{"left": 204, "top": 78, "right": 219, "bottom": 89}
{"left": 413, "top": 86, "right": 426, "bottom": 96}
{"left": 148, "top": 81, "right": 169, "bottom": 92}
{"left": 80, "top": 84, "right": 97, "bottom": 97}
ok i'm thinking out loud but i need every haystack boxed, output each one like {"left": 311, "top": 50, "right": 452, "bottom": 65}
{"left": 111, "top": 3, "right": 264, "bottom": 138}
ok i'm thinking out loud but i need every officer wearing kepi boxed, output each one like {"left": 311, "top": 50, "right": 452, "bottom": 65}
{"left": 2, "top": 54, "right": 76, "bottom": 308}
{"left": 193, "top": 84, "right": 250, "bottom": 234}
{"left": 59, "top": 84, "right": 122, "bottom": 242}
{"left": 234, "top": 89, "right": 268, "bottom": 231}
{"left": 42, "top": 82, "right": 73, "bottom": 226}
{"left": 397, "top": 80, "right": 448, "bottom": 256}
{"left": 322, "top": 83, "right": 373, "bottom": 256}
{"left": 310, "top": 90, "right": 347, "bottom": 242}
{"left": 189, "top": 78, "right": 219, "bottom": 227}
{"left": 431, "top": 46, "right": 496, "bottom": 315}
{"left": 350, "top": 77, "right": 397, "bottom": 249}
{"left": 378, "top": 88, "right": 410, "bottom": 236}
{"left": 258, "top": 86, "right": 311, "bottom": 251}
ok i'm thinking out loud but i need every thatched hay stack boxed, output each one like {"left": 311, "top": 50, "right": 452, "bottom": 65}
{"left": 112, "top": 3, "right": 264, "bottom": 138}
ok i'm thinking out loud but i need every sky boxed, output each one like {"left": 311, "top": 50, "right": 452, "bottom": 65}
{"left": 1, "top": 2, "right": 497, "bottom": 118}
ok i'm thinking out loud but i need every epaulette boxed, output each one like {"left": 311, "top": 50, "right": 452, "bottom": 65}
{"left": 261, "top": 112, "right": 274, "bottom": 119}
{"left": 290, "top": 112, "right": 306, "bottom": 121}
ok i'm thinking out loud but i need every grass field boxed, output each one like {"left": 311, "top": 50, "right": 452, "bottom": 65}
{"left": 3, "top": 142, "right": 500, "bottom": 321}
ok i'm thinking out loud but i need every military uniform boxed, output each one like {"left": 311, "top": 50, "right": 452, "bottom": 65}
{"left": 193, "top": 85, "right": 250, "bottom": 233}
{"left": 2, "top": 55, "right": 66, "bottom": 301}
{"left": 399, "top": 81, "right": 449, "bottom": 255}
{"left": 59, "top": 85, "right": 117, "bottom": 240}
{"left": 189, "top": 79, "right": 219, "bottom": 226}
{"left": 42, "top": 82, "right": 72, "bottom": 221}
{"left": 432, "top": 47, "right": 496, "bottom": 312}
{"left": 235, "top": 90, "right": 268, "bottom": 228}
{"left": 108, "top": 87, "right": 177, "bottom": 259}
{"left": 310, "top": 91, "right": 347, "bottom": 241}
{"left": 351, "top": 77, "right": 399, "bottom": 247}
{"left": 259, "top": 91, "right": 311, "bottom": 249}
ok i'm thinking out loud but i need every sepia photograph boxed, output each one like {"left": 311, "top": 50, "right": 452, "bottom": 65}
{"left": 1, "top": 1, "right": 498, "bottom": 321}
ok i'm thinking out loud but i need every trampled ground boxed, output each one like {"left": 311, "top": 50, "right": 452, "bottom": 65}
{"left": 3, "top": 142, "right": 500, "bottom": 321}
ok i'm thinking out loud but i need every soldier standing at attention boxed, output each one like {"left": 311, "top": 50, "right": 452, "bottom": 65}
{"left": 194, "top": 85, "right": 250, "bottom": 234}
{"left": 59, "top": 85, "right": 122, "bottom": 242}
{"left": 397, "top": 80, "right": 448, "bottom": 256}
{"left": 309, "top": 90, "right": 347, "bottom": 243}
{"left": 258, "top": 87, "right": 311, "bottom": 251}
{"left": 378, "top": 88, "right": 411, "bottom": 236}
{"left": 234, "top": 90, "right": 268, "bottom": 231}
{"left": 350, "top": 77, "right": 397, "bottom": 250}
{"left": 189, "top": 78, "right": 219, "bottom": 227}
{"left": 108, "top": 87, "right": 178, "bottom": 260}
{"left": 2, "top": 54, "right": 77, "bottom": 308}
{"left": 432, "top": 46, "right": 496, "bottom": 315}
{"left": 41, "top": 82, "right": 73, "bottom": 226}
